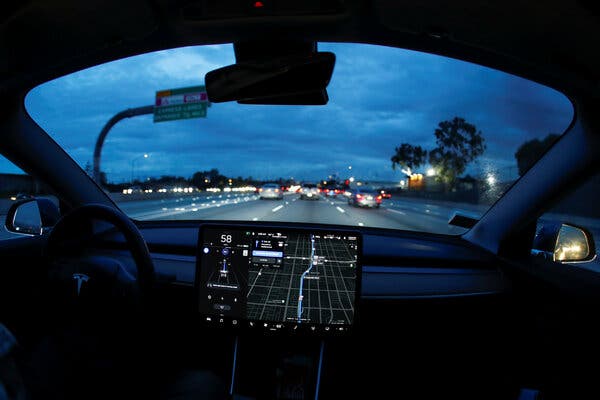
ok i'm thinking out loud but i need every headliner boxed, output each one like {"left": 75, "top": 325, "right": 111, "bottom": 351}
{"left": 0, "top": 0, "right": 598, "bottom": 98}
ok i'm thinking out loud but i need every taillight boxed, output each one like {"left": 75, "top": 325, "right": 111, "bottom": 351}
{"left": 356, "top": 194, "right": 364, "bottom": 200}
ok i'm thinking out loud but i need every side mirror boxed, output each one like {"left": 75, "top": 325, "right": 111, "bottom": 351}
{"left": 532, "top": 222, "right": 596, "bottom": 263}
{"left": 5, "top": 198, "right": 60, "bottom": 236}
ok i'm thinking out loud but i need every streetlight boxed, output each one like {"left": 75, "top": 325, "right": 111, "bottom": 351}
{"left": 131, "top": 153, "right": 149, "bottom": 184}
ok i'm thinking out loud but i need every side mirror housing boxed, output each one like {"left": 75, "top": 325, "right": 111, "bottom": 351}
{"left": 5, "top": 198, "right": 60, "bottom": 236}
{"left": 532, "top": 222, "right": 596, "bottom": 264}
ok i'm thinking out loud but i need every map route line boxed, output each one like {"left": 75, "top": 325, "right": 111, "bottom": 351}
{"left": 297, "top": 234, "right": 315, "bottom": 323}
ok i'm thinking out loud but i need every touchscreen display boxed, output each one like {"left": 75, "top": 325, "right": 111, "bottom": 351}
{"left": 197, "top": 226, "right": 359, "bottom": 332}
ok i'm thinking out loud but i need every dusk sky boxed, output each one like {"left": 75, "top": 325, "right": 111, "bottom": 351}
{"left": 8, "top": 43, "right": 574, "bottom": 183}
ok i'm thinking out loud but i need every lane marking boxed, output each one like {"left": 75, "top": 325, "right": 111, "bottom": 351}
{"left": 272, "top": 205, "right": 284, "bottom": 212}
{"left": 127, "top": 194, "right": 265, "bottom": 220}
{"left": 387, "top": 209, "right": 406, "bottom": 215}
{"left": 336, "top": 207, "right": 345, "bottom": 213}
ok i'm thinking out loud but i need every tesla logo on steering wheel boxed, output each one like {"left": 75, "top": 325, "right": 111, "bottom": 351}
{"left": 72, "top": 273, "right": 90, "bottom": 296}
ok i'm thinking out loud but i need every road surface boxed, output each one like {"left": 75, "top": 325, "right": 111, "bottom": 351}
{"left": 117, "top": 192, "right": 470, "bottom": 234}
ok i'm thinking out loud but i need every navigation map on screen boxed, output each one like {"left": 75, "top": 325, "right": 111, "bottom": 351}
{"left": 198, "top": 227, "right": 359, "bottom": 331}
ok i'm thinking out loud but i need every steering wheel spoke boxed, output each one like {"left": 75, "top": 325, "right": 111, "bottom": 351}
{"left": 45, "top": 204, "right": 155, "bottom": 311}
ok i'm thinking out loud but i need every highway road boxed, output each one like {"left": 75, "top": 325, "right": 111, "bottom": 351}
{"left": 118, "top": 192, "right": 471, "bottom": 234}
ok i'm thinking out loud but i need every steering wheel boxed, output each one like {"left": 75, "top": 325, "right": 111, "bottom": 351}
{"left": 45, "top": 204, "right": 155, "bottom": 307}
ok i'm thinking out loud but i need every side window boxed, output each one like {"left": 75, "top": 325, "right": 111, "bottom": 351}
{"left": 534, "top": 173, "right": 600, "bottom": 269}
{"left": 0, "top": 155, "right": 58, "bottom": 241}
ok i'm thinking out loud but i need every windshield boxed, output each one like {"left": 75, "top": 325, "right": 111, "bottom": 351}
{"left": 24, "top": 43, "right": 573, "bottom": 234}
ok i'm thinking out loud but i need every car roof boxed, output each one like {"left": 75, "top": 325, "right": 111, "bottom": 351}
{"left": 0, "top": 1, "right": 598, "bottom": 97}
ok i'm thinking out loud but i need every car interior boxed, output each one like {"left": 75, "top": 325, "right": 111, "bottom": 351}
{"left": 1, "top": 1, "right": 600, "bottom": 399}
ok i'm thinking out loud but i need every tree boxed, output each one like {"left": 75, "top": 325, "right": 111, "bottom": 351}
{"left": 514, "top": 133, "right": 559, "bottom": 176}
{"left": 428, "top": 117, "right": 485, "bottom": 187}
{"left": 391, "top": 144, "right": 427, "bottom": 173}
{"left": 191, "top": 171, "right": 207, "bottom": 188}
{"left": 207, "top": 168, "right": 220, "bottom": 181}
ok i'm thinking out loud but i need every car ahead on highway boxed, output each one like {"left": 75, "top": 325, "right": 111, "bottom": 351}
{"left": 323, "top": 185, "right": 342, "bottom": 198}
{"left": 299, "top": 183, "right": 320, "bottom": 200}
{"left": 258, "top": 183, "right": 283, "bottom": 200}
{"left": 1, "top": 2, "right": 600, "bottom": 400}
{"left": 378, "top": 189, "right": 392, "bottom": 199}
{"left": 348, "top": 188, "right": 382, "bottom": 208}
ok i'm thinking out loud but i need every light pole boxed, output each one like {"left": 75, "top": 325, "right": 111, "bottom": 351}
{"left": 93, "top": 105, "right": 154, "bottom": 184}
{"left": 131, "top": 153, "right": 149, "bottom": 184}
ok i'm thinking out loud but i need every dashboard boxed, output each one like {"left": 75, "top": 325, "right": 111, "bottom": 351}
{"left": 196, "top": 225, "right": 361, "bottom": 335}
{"left": 95, "top": 221, "right": 509, "bottom": 336}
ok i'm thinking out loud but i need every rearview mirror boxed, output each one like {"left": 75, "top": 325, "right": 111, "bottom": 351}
{"left": 532, "top": 222, "right": 596, "bottom": 263}
{"left": 205, "top": 52, "right": 335, "bottom": 105}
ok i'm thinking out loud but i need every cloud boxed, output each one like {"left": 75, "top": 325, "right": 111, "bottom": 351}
{"left": 21, "top": 43, "right": 573, "bottom": 183}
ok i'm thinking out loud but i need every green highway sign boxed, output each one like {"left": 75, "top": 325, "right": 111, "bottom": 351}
{"left": 154, "top": 85, "right": 209, "bottom": 123}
